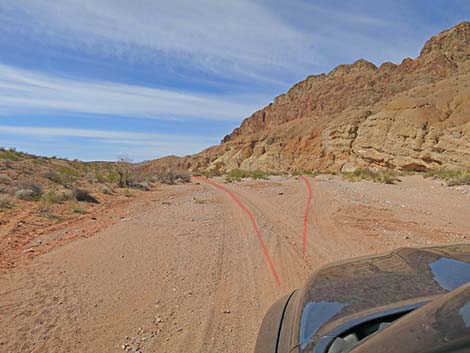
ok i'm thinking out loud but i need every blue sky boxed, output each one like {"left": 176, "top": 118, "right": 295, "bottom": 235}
{"left": 0, "top": 1, "right": 469, "bottom": 161}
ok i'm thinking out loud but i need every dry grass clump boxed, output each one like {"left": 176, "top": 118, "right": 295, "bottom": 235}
{"left": 342, "top": 168, "right": 399, "bottom": 184}
{"left": 425, "top": 169, "right": 470, "bottom": 186}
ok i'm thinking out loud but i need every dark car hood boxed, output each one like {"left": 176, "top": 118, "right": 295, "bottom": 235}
{"left": 295, "top": 243, "right": 470, "bottom": 353}
{"left": 350, "top": 283, "right": 470, "bottom": 353}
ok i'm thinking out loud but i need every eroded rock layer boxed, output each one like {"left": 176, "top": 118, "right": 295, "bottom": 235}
{"left": 147, "top": 22, "right": 470, "bottom": 173}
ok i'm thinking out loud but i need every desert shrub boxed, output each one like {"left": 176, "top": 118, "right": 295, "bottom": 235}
{"left": 101, "top": 186, "right": 113, "bottom": 194}
{"left": 130, "top": 181, "right": 151, "bottom": 191}
{"left": 224, "top": 169, "right": 270, "bottom": 183}
{"left": 72, "top": 187, "right": 99, "bottom": 203}
{"left": 31, "top": 158, "right": 46, "bottom": 166}
{"left": 70, "top": 202, "right": 88, "bottom": 214}
{"left": 174, "top": 170, "right": 191, "bottom": 183}
{"left": 41, "top": 190, "right": 64, "bottom": 204}
{"left": 426, "top": 169, "right": 470, "bottom": 186}
{"left": 448, "top": 174, "right": 470, "bottom": 186}
{"left": 95, "top": 173, "right": 108, "bottom": 184}
{"left": 123, "top": 170, "right": 154, "bottom": 191}
{"left": 43, "top": 170, "right": 62, "bottom": 183}
{"left": 0, "top": 195, "right": 14, "bottom": 209}
{"left": 342, "top": 168, "right": 399, "bottom": 184}
{"left": 0, "top": 174, "right": 13, "bottom": 184}
{"left": 123, "top": 189, "right": 134, "bottom": 197}
{"left": 0, "top": 148, "right": 20, "bottom": 161}
{"left": 155, "top": 170, "right": 191, "bottom": 185}
{"left": 105, "top": 171, "right": 120, "bottom": 184}
{"left": 224, "top": 175, "right": 240, "bottom": 183}
{"left": 224, "top": 169, "right": 249, "bottom": 183}
{"left": 56, "top": 166, "right": 80, "bottom": 185}
{"left": 265, "top": 136, "right": 277, "bottom": 145}
{"left": 2, "top": 159, "right": 13, "bottom": 169}
{"left": 200, "top": 169, "right": 222, "bottom": 178}
{"left": 15, "top": 181, "right": 43, "bottom": 200}
{"left": 378, "top": 171, "right": 401, "bottom": 184}
{"left": 251, "top": 170, "right": 269, "bottom": 180}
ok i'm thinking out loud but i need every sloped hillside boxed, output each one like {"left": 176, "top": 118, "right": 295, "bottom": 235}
{"left": 148, "top": 21, "right": 470, "bottom": 173}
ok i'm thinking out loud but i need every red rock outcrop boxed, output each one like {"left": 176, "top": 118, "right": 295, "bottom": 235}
{"left": 147, "top": 22, "right": 470, "bottom": 173}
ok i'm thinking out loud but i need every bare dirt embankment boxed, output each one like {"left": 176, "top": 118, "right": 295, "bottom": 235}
{"left": 1, "top": 175, "right": 470, "bottom": 353}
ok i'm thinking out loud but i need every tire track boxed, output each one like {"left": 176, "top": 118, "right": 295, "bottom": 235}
{"left": 190, "top": 180, "right": 280, "bottom": 352}
{"left": 300, "top": 176, "right": 313, "bottom": 256}
{"left": 196, "top": 177, "right": 316, "bottom": 294}
{"left": 193, "top": 176, "right": 281, "bottom": 288}
{"left": 223, "top": 181, "right": 316, "bottom": 281}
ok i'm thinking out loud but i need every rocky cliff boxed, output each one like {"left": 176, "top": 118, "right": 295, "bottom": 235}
{"left": 149, "top": 22, "right": 470, "bottom": 173}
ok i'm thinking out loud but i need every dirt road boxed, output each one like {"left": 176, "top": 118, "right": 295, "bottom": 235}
{"left": 1, "top": 176, "right": 469, "bottom": 353}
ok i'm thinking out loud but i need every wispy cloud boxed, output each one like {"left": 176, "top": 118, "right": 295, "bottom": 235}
{"left": 1, "top": 0, "right": 465, "bottom": 162}
{"left": 0, "top": 125, "right": 216, "bottom": 160}
{"left": 0, "top": 0, "right": 438, "bottom": 89}
{"left": 0, "top": 0, "right": 316, "bottom": 84}
{"left": 296, "top": 2, "right": 391, "bottom": 27}
{"left": 0, "top": 125, "right": 207, "bottom": 140}
{"left": 0, "top": 63, "right": 261, "bottom": 121}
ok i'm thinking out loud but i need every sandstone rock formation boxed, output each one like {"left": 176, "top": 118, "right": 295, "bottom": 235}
{"left": 148, "top": 22, "right": 470, "bottom": 173}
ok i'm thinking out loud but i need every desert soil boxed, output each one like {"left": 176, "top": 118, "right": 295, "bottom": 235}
{"left": 1, "top": 175, "right": 470, "bottom": 353}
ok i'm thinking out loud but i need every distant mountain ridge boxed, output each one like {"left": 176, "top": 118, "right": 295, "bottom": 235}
{"left": 147, "top": 22, "right": 470, "bottom": 173}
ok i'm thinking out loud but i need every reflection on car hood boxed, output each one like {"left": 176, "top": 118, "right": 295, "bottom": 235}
{"left": 296, "top": 244, "right": 470, "bottom": 353}
{"left": 350, "top": 283, "right": 470, "bottom": 353}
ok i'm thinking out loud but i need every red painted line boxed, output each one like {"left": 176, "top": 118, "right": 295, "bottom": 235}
{"left": 300, "top": 176, "right": 313, "bottom": 256}
{"left": 193, "top": 176, "right": 281, "bottom": 288}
